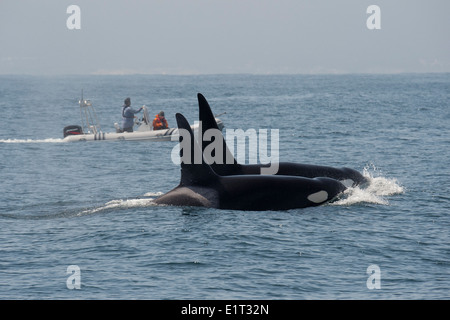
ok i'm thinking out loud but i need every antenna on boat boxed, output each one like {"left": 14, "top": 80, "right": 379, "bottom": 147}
{"left": 79, "top": 90, "right": 101, "bottom": 134}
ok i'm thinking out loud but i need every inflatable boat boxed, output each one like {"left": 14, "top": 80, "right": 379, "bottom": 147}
{"left": 63, "top": 95, "right": 224, "bottom": 142}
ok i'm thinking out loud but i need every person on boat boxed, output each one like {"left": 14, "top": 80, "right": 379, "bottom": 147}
{"left": 121, "top": 97, "right": 143, "bottom": 132}
{"left": 152, "top": 111, "right": 169, "bottom": 130}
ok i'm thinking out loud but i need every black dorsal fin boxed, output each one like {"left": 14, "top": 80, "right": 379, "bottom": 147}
{"left": 197, "top": 93, "right": 241, "bottom": 175}
{"left": 175, "top": 113, "right": 218, "bottom": 186}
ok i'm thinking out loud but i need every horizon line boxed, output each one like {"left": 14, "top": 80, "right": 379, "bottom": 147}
{"left": 1, "top": 71, "right": 449, "bottom": 77}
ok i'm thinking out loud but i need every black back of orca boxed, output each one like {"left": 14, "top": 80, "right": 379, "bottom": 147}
{"left": 197, "top": 93, "right": 367, "bottom": 187}
{"left": 154, "top": 113, "right": 346, "bottom": 211}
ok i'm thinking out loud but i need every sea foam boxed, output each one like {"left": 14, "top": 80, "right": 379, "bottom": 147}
{"left": 332, "top": 164, "right": 404, "bottom": 206}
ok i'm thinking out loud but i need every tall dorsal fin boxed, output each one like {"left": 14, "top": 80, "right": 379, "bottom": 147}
{"left": 197, "top": 93, "right": 241, "bottom": 175}
{"left": 175, "top": 113, "right": 218, "bottom": 186}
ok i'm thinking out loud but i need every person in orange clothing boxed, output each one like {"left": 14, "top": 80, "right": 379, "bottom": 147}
{"left": 152, "top": 111, "right": 169, "bottom": 130}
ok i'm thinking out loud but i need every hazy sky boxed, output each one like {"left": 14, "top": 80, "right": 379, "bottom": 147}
{"left": 1, "top": 0, "right": 449, "bottom": 75}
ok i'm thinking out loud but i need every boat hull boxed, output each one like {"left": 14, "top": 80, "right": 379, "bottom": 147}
{"left": 63, "top": 128, "right": 180, "bottom": 142}
{"left": 63, "top": 118, "right": 223, "bottom": 142}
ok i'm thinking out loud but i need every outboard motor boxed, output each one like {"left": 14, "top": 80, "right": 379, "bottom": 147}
{"left": 63, "top": 125, "right": 83, "bottom": 138}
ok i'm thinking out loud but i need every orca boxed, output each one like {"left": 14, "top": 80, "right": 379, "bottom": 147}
{"left": 154, "top": 113, "right": 346, "bottom": 211}
{"left": 197, "top": 93, "right": 367, "bottom": 187}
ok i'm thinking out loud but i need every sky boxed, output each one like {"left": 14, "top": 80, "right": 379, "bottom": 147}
{"left": 0, "top": 0, "right": 449, "bottom": 75}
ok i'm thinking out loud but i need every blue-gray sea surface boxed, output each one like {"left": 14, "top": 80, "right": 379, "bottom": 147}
{"left": 0, "top": 74, "right": 448, "bottom": 299}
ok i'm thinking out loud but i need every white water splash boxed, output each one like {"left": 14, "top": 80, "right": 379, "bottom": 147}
{"left": 0, "top": 138, "right": 65, "bottom": 143}
{"left": 332, "top": 164, "right": 404, "bottom": 206}
{"left": 143, "top": 192, "right": 164, "bottom": 197}
{"left": 78, "top": 194, "right": 162, "bottom": 216}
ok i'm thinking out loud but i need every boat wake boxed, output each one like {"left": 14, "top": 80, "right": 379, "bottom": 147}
{"left": 77, "top": 192, "right": 164, "bottom": 216}
{"left": 0, "top": 138, "right": 65, "bottom": 143}
{"left": 332, "top": 164, "right": 404, "bottom": 206}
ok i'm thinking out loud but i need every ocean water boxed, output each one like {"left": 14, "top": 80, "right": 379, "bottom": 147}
{"left": 0, "top": 74, "right": 448, "bottom": 300}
